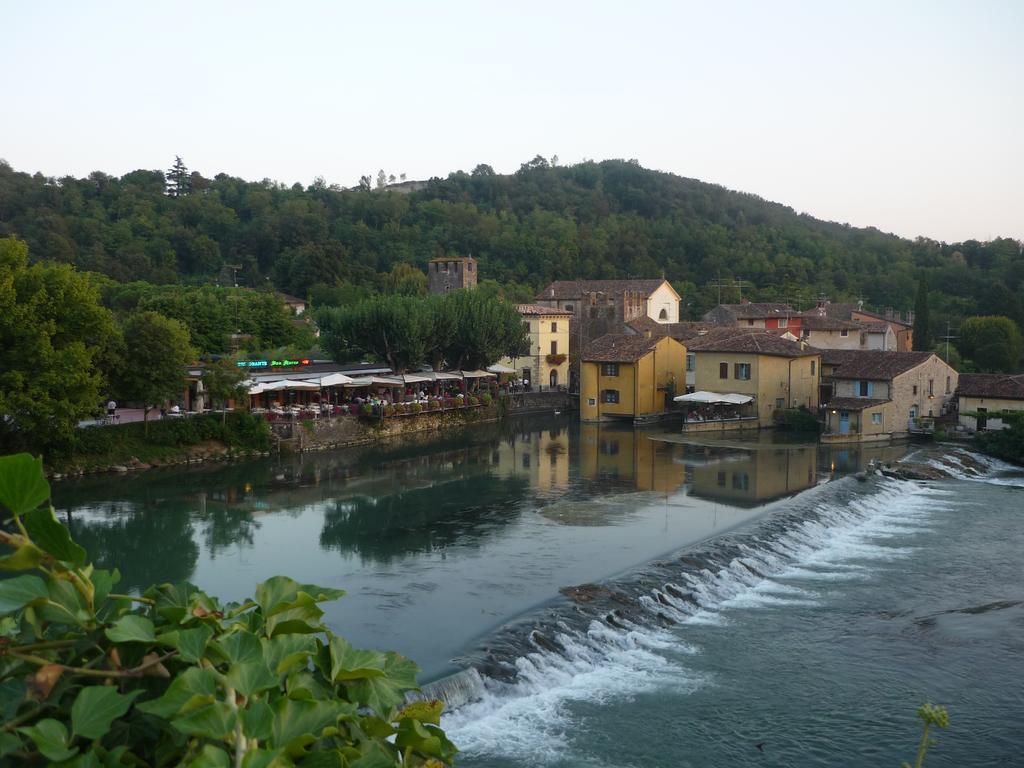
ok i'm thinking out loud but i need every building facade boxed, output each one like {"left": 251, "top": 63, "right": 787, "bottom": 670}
{"left": 580, "top": 334, "right": 686, "bottom": 423}
{"left": 536, "top": 278, "right": 682, "bottom": 391}
{"left": 427, "top": 256, "right": 478, "bottom": 294}
{"left": 495, "top": 304, "right": 571, "bottom": 389}
{"left": 689, "top": 330, "right": 821, "bottom": 428}
{"left": 703, "top": 302, "right": 802, "bottom": 332}
{"left": 955, "top": 373, "right": 1024, "bottom": 432}
{"left": 820, "top": 351, "right": 958, "bottom": 441}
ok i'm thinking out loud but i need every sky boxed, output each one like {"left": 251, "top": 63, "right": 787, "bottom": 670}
{"left": 3, "top": 0, "right": 1022, "bottom": 243}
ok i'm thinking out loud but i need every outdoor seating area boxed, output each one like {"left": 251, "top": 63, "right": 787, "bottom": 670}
{"left": 245, "top": 369, "right": 500, "bottom": 421}
{"left": 674, "top": 391, "right": 759, "bottom": 432}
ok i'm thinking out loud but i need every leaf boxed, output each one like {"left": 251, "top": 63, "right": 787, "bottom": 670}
{"left": 105, "top": 614, "right": 156, "bottom": 643}
{"left": 0, "top": 573, "right": 48, "bottom": 613}
{"left": 0, "top": 732, "right": 23, "bottom": 759}
{"left": 185, "top": 744, "right": 230, "bottom": 768}
{"left": 396, "top": 699, "right": 444, "bottom": 726}
{"left": 0, "top": 541, "right": 45, "bottom": 572}
{"left": 227, "top": 660, "right": 277, "bottom": 698}
{"left": 328, "top": 637, "right": 386, "bottom": 682}
{"left": 262, "top": 634, "right": 317, "bottom": 676}
{"left": 0, "top": 679, "right": 27, "bottom": 721}
{"left": 270, "top": 698, "right": 347, "bottom": 754}
{"left": 343, "top": 652, "right": 420, "bottom": 716}
{"left": 241, "top": 699, "right": 274, "bottom": 741}
{"left": 171, "top": 699, "right": 236, "bottom": 740}
{"left": 22, "top": 506, "right": 86, "bottom": 566}
{"left": 137, "top": 667, "right": 217, "bottom": 719}
{"left": 213, "top": 629, "right": 264, "bottom": 665}
{"left": 0, "top": 453, "right": 50, "bottom": 516}
{"left": 28, "top": 663, "right": 64, "bottom": 699}
{"left": 18, "top": 718, "right": 78, "bottom": 762}
{"left": 242, "top": 749, "right": 288, "bottom": 768}
{"left": 90, "top": 568, "right": 120, "bottom": 608}
{"left": 71, "top": 687, "right": 141, "bottom": 740}
{"left": 348, "top": 742, "right": 398, "bottom": 768}
{"left": 255, "top": 576, "right": 346, "bottom": 617}
{"left": 38, "top": 578, "right": 88, "bottom": 626}
{"left": 298, "top": 750, "right": 347, "bottom": 768}
{"left": 394, "top": 718, "right": 457, "bottom": 763}
{"left": 157, "top": 624, "right": 214, "bottom": 663}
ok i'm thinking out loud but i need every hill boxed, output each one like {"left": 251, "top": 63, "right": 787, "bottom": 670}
{"left": 0, "top": 156, "right": 1021, "bottom": 326}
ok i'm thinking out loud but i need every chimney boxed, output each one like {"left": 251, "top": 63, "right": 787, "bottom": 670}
{"left": 549, "top": 287, "right": 554, "bottom": 298}
{"left": 885, "top": 307, "right": 893, "bottom": 320}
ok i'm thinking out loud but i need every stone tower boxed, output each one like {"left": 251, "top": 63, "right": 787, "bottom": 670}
{"left": 427, "top": 256, "right": 478, "bottom": 294}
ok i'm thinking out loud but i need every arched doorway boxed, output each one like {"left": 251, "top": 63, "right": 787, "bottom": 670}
{"left": 549, "top": 370, "right": 558, "bottom": 389}
{"left": 659, "top": 308, "right": 668, "bottom": 320}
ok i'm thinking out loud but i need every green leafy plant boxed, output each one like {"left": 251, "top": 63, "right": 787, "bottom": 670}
{"left": 479, "top": 394, "right": 492, "bottom": 407}
{"left": 0, "top": 452, "right": 456, "bottom": 767}
{"left": 902, "top": 702, "right": 949, "bottom": 768}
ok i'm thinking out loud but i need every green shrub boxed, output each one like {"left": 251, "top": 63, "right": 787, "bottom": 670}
{"left": 480, "top": 393, "right": 492, "bottom": 407}
{"left": 772, "top": 407, "right": 822, "bottom": 433}
{"left": 412, "top": 403, "right": 423, "bottom": 414}
{"left": 360, "top": 404, "right": 373, "bottom": 418}
{"left": 428, "top": 399, "right": 441, "bottom": 411}
{"left": 467, "top": 396, "right": 479, "bottom": 407}
{"left": 0, "top": 453, "right": 457, "bottom": 766}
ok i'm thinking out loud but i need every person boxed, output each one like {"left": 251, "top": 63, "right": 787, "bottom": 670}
{"left": 170, "top": 404, "right": 181, "bottom": 416}
{"left": 106, "top": 399, "right": 116, "bottom": 419}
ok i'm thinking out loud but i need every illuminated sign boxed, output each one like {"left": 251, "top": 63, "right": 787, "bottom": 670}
{"left": 237, "top": 358, "right": 310, "bottom": 368}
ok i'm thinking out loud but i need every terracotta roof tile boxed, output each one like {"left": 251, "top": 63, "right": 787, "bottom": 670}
{"left": 956, "top": 373, "right": 1024, "bottom": 400}
{"left": 516, "top": 303, "right": 571, "bottom": 316}
{"left": 712, "top": 302, "right": 797, "bottom": 319}
{"left": 825, "top": 396, "right": 892, "bottom": 411}
{"left": 687, "top": 328, "right": 817, "bottom": 357}
{"left": 538, "top": 279, "right": 669, "bottom": 301}
{"left": 624, "top": 316, "right": 707, "bottom": 341}
{"left": 823, "top": 351, "right": 935, "bottom": 380}
{"left": 582, "top": 333, "right": 668, "bottom": 362}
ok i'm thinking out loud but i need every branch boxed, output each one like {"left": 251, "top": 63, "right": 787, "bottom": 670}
{"left": 8, "top": 649, "right": 178, "bottom": 679}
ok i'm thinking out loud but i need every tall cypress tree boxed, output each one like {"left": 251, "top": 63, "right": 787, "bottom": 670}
{"left": 166, "top": 155, "right": 191, "bottom": 197}
{"left": 912, "top": 276, "right": 932, "bottom": 351}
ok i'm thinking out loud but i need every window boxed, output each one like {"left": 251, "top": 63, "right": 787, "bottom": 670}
{"left": 778, "top": 318, "right": 788, "bottom": 328}
{"left": 732, "top": 472, "right": 750, "bottom": 491}
{"left": 601, "top": 389, "right": 620, "bottom": 404}
{"left": 522, "top": 453, "right": 530, "bottom": 468}
{"left": 747, "top": 319, "right": 754, "bottom": 326}
{"left": 686, "top": 353, "right": 695, "bottom": 372}
{"left": 802, "top": 328, "right": 810, "bottom": 338}
{"left": 659, "top": 308, "right": 668, "bottom": 320}
{"left": 717, "top": 471, "right": 726, "bottom": 487}
{"left": 872, "top": 413, "right": 882, "bottom": 425}
{"left": 858, "top": 381, "right": 869, "bottom": 397}
{"left": 719, "top": 362, "right": 729, "bottom": 379}
{"left": 946, "top": 376, "right": 951, "bottom": 394}
{"left": 550, "top": 341, "right": 558, "bottom": 355}
{"left": 601, "top": 363, "right": 619, "bottom": 376}
{"left": 467, "top": 262, "right": 474, "bottom": 271}
{"left": 599, "top": 439, "right": 620, "bottom": 455}
{"left": 811, "top": 360, "right": 816, "bottom": 376}
{"left": 840, "top": 329, "right": 849, "bottom": 337}
{"left": 551, "top": 322, "right": 557, "bottom": 332}
{"left": 564, "top": 304, "right": 574, "bottom": 313}
{"left": 587, "top": 398, "right": 596, "bottom": 406}
{"left": 441, "top": 262, "right": 448, "bottom": 272}
{"left": 928, "top": 379, "right": 934, "bottom": 396}
{"left": 734, "top": 363, "right": 751, "bottom": 380}
{"left": 912, "top": 385, "right": 918, "bottom": 395}
{"left": 776, "top": 398, "right": 785, "bottom": 409}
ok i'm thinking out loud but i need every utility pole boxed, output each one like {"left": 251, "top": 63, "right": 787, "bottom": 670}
{"left": 938, "top": 320, "right": 959, "bottom": 362}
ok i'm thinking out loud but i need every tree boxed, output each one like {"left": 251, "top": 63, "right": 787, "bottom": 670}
{"left": 115, "top": 311, "right": 196, "bottom": 432}
{"left": 912, "top": 276, "right": 932, "bottom": 351}
{"left": 0, "top": 238, "right": 117, "bottom": 454}
{"left": 383, "top": 263, "right": 427, "bottom": 296}
{"left": 958, "top": 316, "right": 1023, "bottom": 372}
{"left": 318, "top": 295, "right": 441, "bottom": 373}
{"left": 203, "top": 356, "right": 249, "bottom": 423}
{"left": 165, "top": 155, "right": 191, "bottom": 197}
{"left": 437, "top": 290, "right": 530, "bottom": 370}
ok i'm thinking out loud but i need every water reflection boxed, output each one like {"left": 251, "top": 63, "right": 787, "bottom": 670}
{"left": 56, "top": 418, "right": 909, "bottom": 591}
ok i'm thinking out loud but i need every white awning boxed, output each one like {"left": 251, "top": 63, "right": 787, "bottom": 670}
{"left": 487, "top": 363, "right": 517, "bottom": 374}
{"left": 343, "top": 376, "right": 403, "bottom": 388}
{"left": 674, "top": 391, "right": 754, "bottom": 405}
{"left": 461, "top": 369, "right": 497, "bottom": 378}
{"left": 398, "top": 373, "right": 432, "bottom": 384}
{"left": 262, "top": 379, "right": 321, "bottom": 391}
{"left": 319, "top": 373, "right": 356, "bottom": 387}
{"left": 427, "top": 371, "right": 463, "bottom": 381}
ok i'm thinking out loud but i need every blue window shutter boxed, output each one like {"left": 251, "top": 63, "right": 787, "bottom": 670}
{"left": 867, "top": 381, "right": 874, "bottom": 397}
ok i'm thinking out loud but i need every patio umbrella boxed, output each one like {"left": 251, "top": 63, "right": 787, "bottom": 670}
{"left": 486, "top": 363, "right": 517, "bottom": 374}
{"left": 461, "top": 370, "right": 497, "bottom": 378}
{"left": 319, "top": 373, "right": 356, "bottom": 387}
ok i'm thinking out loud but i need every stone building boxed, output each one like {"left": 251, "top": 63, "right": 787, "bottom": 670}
{"left": 427, "top": 256, "right": 478, "bottom": 294}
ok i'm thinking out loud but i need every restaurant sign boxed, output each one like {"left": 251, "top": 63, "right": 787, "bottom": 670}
{"left": 237, "top": 358, "right": 311, "bottom": 368}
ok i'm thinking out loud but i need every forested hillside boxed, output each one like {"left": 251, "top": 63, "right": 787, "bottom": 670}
{"left": 1, "top": 156, "right": 1021, "bottom": 327}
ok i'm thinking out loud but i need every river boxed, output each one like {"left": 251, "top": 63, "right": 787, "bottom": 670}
{"left": 52, "top": 416, "right": 1024, "bottom": 766}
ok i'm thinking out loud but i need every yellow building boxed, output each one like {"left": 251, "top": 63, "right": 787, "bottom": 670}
{"left": 687, "top": 329, "right": 821, "bottom": 429}
{"left": 496, "top": 304, "right": 570, "bottom": 390}
{"left": 580, "top": 335, "right": 686, "bottom": 423}
{"left": 686, "top": 446, "right": 817, "bottom": 506}
{"left": 956, "top": 373, "right": 1024, "bottom": 432}
{"left": 820, "top": 351, "right": 958, "bottom": 442}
